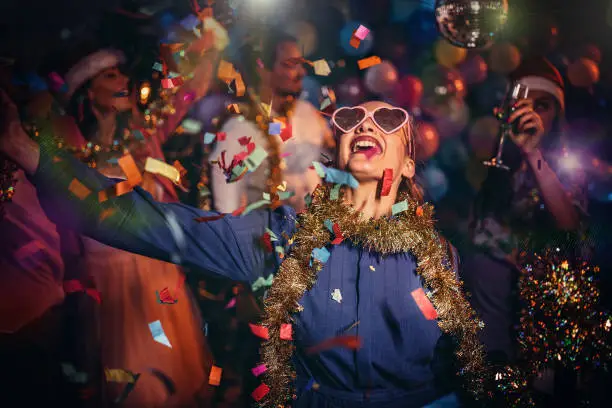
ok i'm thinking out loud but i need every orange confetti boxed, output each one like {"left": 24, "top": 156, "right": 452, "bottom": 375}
{"left": 99, "top": 208, "right": 116, "bottom": 222}
{"left": 416, "top": 206, "right": 424, "bottom": 217}
{"left": 68, "top": 179, "right": 91, "bottom": 200}
{"left": 208, "top": 366, "right": 222, "bottom": 386}
{"left": 234, "top": 73, "right": 246, "bottom": 97}
{"left": 217, "top": 60, "right": 235, "bottom": 83}
{"left": 357, "top": 56, "right": 381, "bottom": 70}
{"left": 349, "top": 36, "right": 361, "bottom": 49}
{"left": 118, "top": 154, "right": 143, "bottom": 187}
{"left": 52, "top": 156, "right": 62, "bottom": 163}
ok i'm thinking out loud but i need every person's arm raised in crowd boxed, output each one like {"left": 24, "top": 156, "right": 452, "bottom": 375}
{"left": 0, "top": 91, "right": 295, "bottom": 284}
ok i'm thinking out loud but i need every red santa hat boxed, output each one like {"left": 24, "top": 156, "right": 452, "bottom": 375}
{"left": 509, "top": 57, "right": 565, "bottom": 112}
{"left": 64, "top": 49, "right": 126, "bottom": 99}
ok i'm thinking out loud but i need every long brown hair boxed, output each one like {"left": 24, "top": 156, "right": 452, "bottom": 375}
{"left": 398, "top": 118, "right": 424, "bottom": 203}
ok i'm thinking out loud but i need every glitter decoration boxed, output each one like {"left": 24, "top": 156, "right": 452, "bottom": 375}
{"left": 258, "top": 185, "right": 486, "bottom": 406}
{"left": 507, "top": 250, "right": 612, "bottom": 405}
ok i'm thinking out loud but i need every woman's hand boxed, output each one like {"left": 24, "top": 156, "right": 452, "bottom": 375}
{"left": 506, "top": 98, "right": 545, "bottom": 155}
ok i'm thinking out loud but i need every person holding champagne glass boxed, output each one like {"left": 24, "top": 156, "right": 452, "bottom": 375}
{"left": 461, "top": 58, "right": 589, "bottom": 404}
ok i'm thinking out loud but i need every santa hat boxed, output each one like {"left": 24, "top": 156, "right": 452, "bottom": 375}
{"left": 64, "top": 49, "right": 126, "bottom": 99}
{"left": 509, "top": 57, "right": 565, "bottom": 112}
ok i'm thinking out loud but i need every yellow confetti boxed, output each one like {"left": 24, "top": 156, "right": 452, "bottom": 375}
{"left": 145, "top": 157, "right": 181, "bottom": 184}
{"left": 369, "top": 265, "right": 375, "bottom": 271}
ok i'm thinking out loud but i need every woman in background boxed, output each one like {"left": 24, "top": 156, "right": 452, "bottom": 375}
{"left": 461, "top": 58, "right": 588, "bottom": 405}
{"left": 48, "top": 39, "right": 218, "bottom": 406}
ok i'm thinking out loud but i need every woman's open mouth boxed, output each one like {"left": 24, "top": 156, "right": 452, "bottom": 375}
{"left": 350, "top": 135, "right": 383, "bottom": 159}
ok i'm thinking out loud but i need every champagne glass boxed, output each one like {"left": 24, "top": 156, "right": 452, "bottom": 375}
{"left": 483, "top": 83, "right": 529, "bottom": 170}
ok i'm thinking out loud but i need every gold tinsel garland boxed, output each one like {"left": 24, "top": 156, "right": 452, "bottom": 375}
{"left": 258, "top": 185, "right": 487, "bottom": 407}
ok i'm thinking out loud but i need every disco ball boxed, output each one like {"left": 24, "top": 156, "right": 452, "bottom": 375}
{"left": 435, "top": 0, "right": 509, "bottom": 49}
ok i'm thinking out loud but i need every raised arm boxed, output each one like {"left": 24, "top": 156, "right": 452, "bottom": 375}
{"left": 31, "top": 136, "right": 295, "bottom": 283}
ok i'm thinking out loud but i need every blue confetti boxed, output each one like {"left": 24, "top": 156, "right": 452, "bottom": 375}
{"left": 311, "top": 247, "right": 330, "bottom": 263}
{"left": 268, "top": 122, "right": 281, "bottom": 135}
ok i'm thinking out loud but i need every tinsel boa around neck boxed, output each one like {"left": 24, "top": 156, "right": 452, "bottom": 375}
{"left": 258, "top": 185, "right": 486, "bottom": 407}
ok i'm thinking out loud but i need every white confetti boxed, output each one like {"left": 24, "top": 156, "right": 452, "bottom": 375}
{"left": 331, "top": 289, "right": 342, "bottom": 303}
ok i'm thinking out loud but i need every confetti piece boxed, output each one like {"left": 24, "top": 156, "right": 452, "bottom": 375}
{"left": 225, "top": 297, "right": 236, "bottom": 309}
{"left": 369, "top": 265, "right": 376, "bottom": 271}
{"left": 277, "top": 191, "right": 294, "bottom": 201}
{"left": 324, "top": 219, "right": 334, "bottom": 234}
{"left": 261, "top": 232, "right": 273, "bottom": 252}
{"left": 105, "top": 368, "right": 137, "bottom": 383}
{"left": 203, "top": 132, "right": 216, "bottom": 144}
{"left": 331, "top": 288, "right": 343, "bottom": 303}
{"left": 251, "top": 274, "right": 274, "bottom": 292}
{"left": 216, "top": 131, "right": 227, "bottom": 141}
{"left": 391, "top": 200, "right": 408, "bottom": 216}
{"left": 251, "top": 364, "right": 267, "bottom": 377}
{"left": 152, "top": 62, "right": 164, "bottom": 72}
{"left": 268, "top": 122, "right": 281, "bottom": 136}
{"left": 325, "top": 167, "right": 359, "bottom": 188}
{"left": 349, "top": 36, "right": 361, "bottom": 49}
{"left": 145, "top": 157, "right": 181, "bottom": 184}
{"left": 280, "top": 323, "right": 293, "bottom": 340}
{"left": 194, "top": 214, "right": 226, "bottom": 222}
{"left": 248, "top": 323, "right": 269, "bottom": 339}
{"left": 354, "top": 25, "right": 370, "bottom": 40}
{"left": 307, "top": 335, "right": 361, "bottom": 354}
{"left": 313, "top": 59, "right": 331, "bottom": 76}
{"left": 312, "top": 247, "right": 331, "bottom": 264}
{"left": 161, "top": 78, "right": 175, "bottom": 89}
{"left": 358, "top": 56, "right": 382, "bottom": 70}
{"left": 156, "top": 287, "right": 177, "bottom": 304}
{"left": 330, "top": 184, "right": 341, "bottom": 200}
{"left": 411, "top": 288, "right": 438, "bottom": 320}
{"left": 331, "top": 223, "right": 344, "bottom": 245}
{"left": 251, "top": 383, "right": 270, "bottom": 402}
{"left": 99, "top": 208, "right": 116, "bottom": 222}
{"left": 280, "top": 124, "right": 293, "bottom": 142}
{"left": 245, "top": 146, "right": 269, "bottom": 172}
{"left": 416, "top": 206, "right": 424, "bottom": 217}
{"left": 68, "top": 179, "right": 91, "bottom": 200}
{"left": 118, "top": 154, "right": 143, "bottom": 187}
{"left": 381, "top": 168, "right": 393, "bottom": 196}
{"left": 64, "top": 280, "right": 101, "bottom": 303}
{"left": 149, "top": 320, "right": 172, "bottom": 348}
{"left": 312, "top": 161, "right": 326, "bottom": 178}
{"left": 181, "top": 119, "right": 203, "bottom": 134}
{"left": 208, "top": 366, "right": 222, "bottom": 386}
{"left": 234, "top": 73, "right": 246, "bottom": 96}
{"left": 180, "top": 14, "right": 200, "bottom": 31}
{"left": 217, "top": 60, "right": 235, "bottom": 82}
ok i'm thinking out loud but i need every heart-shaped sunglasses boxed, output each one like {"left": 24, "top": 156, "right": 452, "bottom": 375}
{"left": 331, "top": 106, "right": 409, "bottom": 135}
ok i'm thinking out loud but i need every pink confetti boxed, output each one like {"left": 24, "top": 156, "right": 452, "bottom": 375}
{"left": 280, "top": 323, "right": 293, "bottom": 340}
{"left": 354, "top": 25, "right": 370, "bottom": 40}
{"left": 225, "top": 297, "right": 237, "bottom": 309}
{"left": 251, "top": 364, "right": 267, "bottom": 377}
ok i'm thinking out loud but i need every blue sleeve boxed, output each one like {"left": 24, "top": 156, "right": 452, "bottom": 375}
{"left": 31, "top": 138, "right": 297, "bottom": 284}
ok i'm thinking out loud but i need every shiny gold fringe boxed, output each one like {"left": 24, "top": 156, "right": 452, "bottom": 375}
{"left": 259, "top": 185, "right": 486, "bottom": 407}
